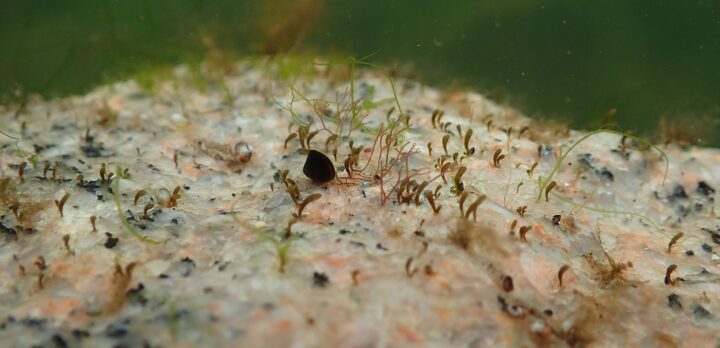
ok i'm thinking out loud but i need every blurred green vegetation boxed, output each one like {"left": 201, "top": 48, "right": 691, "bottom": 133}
{"left": 1, "top": 0, "right": 718, "bottom": 145}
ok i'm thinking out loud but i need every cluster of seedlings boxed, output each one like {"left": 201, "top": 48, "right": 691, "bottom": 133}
{"left": 103, "top": 261, "right": 137, "bottom": 315}
{"left": 278, "top": 169, "right": 323, "bottom": 219}
{"left": 133, "top": 185, "right": 183, "bottom": 221}
{"left": 422, "top": 186, "right": 443, "bottom": 214}
{"left": 273, "top": 59, "right": 679, "bottom": 264}
{"left": 457, "top": 191, "right": 486, "bottom": 221}
{"left": 110, "top": 167, "right": 166, "bottom": 245}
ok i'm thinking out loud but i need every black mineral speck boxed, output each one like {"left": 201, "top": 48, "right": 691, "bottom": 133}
{"left": 218, "top": 261, "right": 230, "bottom": 272}
{"left": 702, "top": 243, "right": 712, "bottom": 252}
{"left": 105, "top": 324, "right": 128, "bottom": 338}
{"left": 52, "top": 334, "right": 68, "bottom": 348}
{"left": 667, "top": 293, "right": 682, "bottom": 309}
{"left": 21, "top": 317, "right": 47, "bottom": 329}
{"left": 578, "top": 153, "right": 593, "bottom": 168}
{"left": 598, "top": 167, "right": 614, "bottom": 181}
{"left": 697, "top": 181, "right": 716, "bottom": 196}
{"left": 695, "top": 203, "right": 704, "bottom": 212}
{"left": 1, "top": 222, "right": 17, "bottom": 241}
{"left": 693, "top": 305, "right": 711, "bottom": 319}
{"left": 552, "top": 215, "right": 561, "bottom": 225}
{"left": 313, "top": 272, "right": 330, "bottom": 288}
{"left": 71, "top": 329, "right": 90, "bottom": 339}
{"left": 126, "top": 283, "right": 147, "bottom": 306}
{"left": 80, "top": 144, "right": 104, "bottom": 158}
{"left": 685, "top": 250, "right": 695, "bottom": 256}
{"left": 303, "top": 150, "right": 336, "bottom": 183}
{"left": 104, "top": 233, "right": 119, "bottom": 249}
{"left": 712, "top": 233, "right": 720, "bottom": 245}
{"left": 79, "top": 179, "right": 102, "bottom": 193}
{"left": 181, "top": 256, "right": 196, "bottom": 267}
{"left": 671, "top": 184, "right": 688, "bottom": 200}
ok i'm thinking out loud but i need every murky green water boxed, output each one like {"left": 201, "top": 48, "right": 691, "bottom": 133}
{"left": 2, "top": 1, "right": 718, "bottom": 145}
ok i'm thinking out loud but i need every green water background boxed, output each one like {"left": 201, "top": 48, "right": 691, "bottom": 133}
{"left": 2, "top": 0, "right": 719, "bottom": 145}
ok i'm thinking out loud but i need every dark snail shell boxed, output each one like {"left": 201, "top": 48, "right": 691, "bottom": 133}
{"left": 303, "top": 150, "right": 336, "bottom": 183}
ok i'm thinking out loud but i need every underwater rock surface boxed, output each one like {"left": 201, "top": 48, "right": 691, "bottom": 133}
{"left": 1, "top": 58, "right": 719, "bottom": 347}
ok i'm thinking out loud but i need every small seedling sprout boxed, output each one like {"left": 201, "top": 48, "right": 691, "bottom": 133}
{"left": 664, "top": 264, "right": 678, "bottom": 285}
{"left": 526, "top": 162, "right": 538, "bottom": 178}
{"left": 34, "top": 256, "right": 46, "bottom": 270}
{"left": 544, "top": 181, "right": 557, "bottom": 202}
{"left": 284, "top": 133, "right": 298, "bottom": 149}
{"left": 518, "top": 126, "right": 529, "bottom": 138}
{"left": 492, "top": 149, "right": 505, "bottom": 168}
{"left": 325, "top": 134, "right": 337, "bottom": 150}
{"left": 431, "top": 109, "right": 445, "bottom": 128}
{"left": 167, "top": 186, "right": 182, "bottom": 207}
{"left": 442, "top": 135, "right": 450, "bottom": 155}
{"left": 452, "top": 166, "right": 466, "bottom": 195}
{"left": 99, "top": 163, "right": 108, "bottom": 183}
{"left": 294, "top": 193, "right": 321, "bottom": 218}
{"left": 285, "top": 179, "right": 301, "bottom": 204}
{"left": 519, "top": 225, "right": 532, "bottom": 242}
{"left": 433, "top": 184, "right": 442, "bottom": 199}
{"left": 414, "top": 180, "right": 430, "bottom": 206}
{"left": 516, "top": 206, "right": 527, "bottom": 216}
{"left": 55, "top": 193, "right": 70, "bottom": 218}
{"left": 464, "top": 195, "right": 486, "bottom": 221}
{"left": 458, "top": 191, "right": 469, "bottom": 216}
{"left": 306, "top": 130, "right": 320, "bottom": 148}
{"left": 50, "top": 162, "right": 58, "bottom": 181}
{"left": 352, "top": 270, "right": 360, "bottom": 286}
{"left": 668, "top": 232, "right": 684, "bottom": 253}
{"left": 405, "top": 257, "right": 417, "bottom": 277}
{"left": 143, "top": 204, "right": 154, "bottom": 220}
{"left": 134, "top": 190, "right": 147, "bottom": 206}
{"left": 18, "top": 162, "right": 26, "bottom": 182}
{"left": 463, "top": 128, "right": 475, "bottom": 155}
{"left": 285, "top": 218, "right": 299, "bottom": 238}
{"left": 439, "top": 162, "right": 452, "bottom": 183}
{"left": 423, "top": 191, "right": 442, "bottom": 214}
{"left": 62, "top": 234, "right": 71, "bottom": 255}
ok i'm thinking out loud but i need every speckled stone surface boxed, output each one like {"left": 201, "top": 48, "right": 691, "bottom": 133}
{"left": 1, "top": 59, "right": 720, "bottom": 347}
